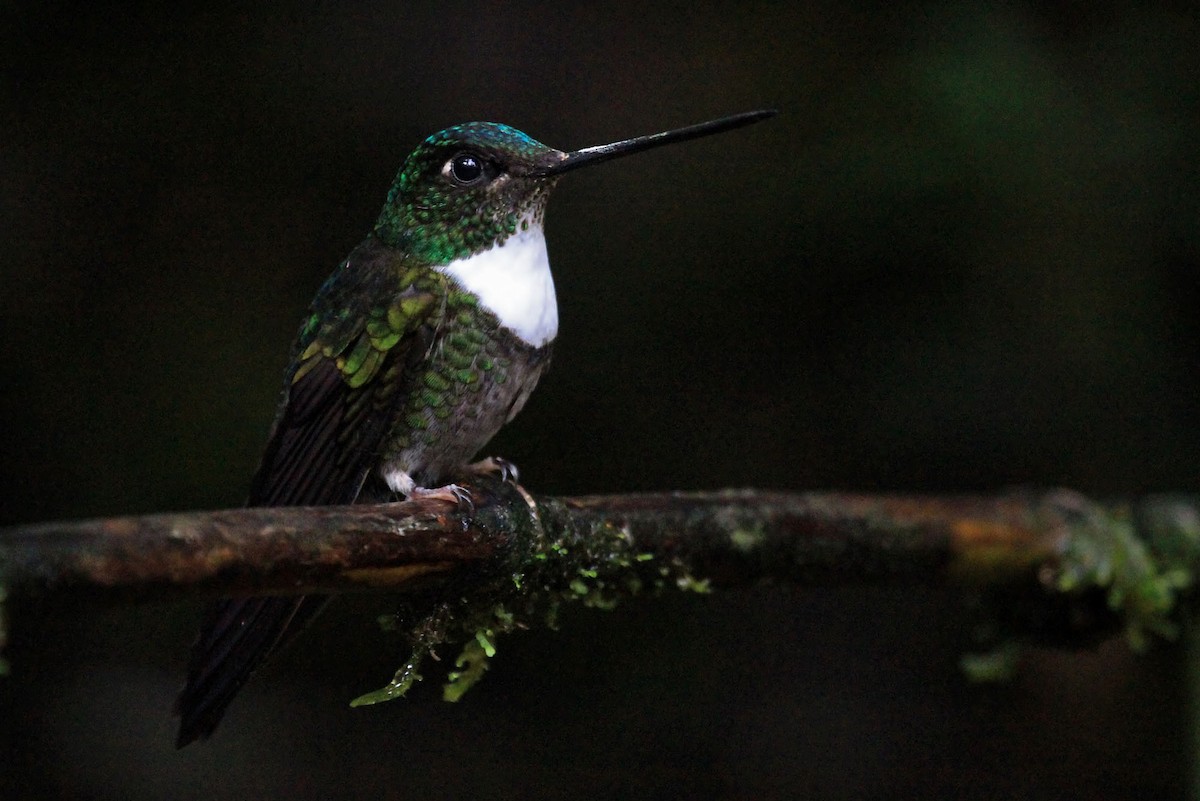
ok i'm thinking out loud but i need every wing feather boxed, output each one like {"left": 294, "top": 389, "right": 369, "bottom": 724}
{"left": 175, "top": 243, "right": 442, "bottom": 747}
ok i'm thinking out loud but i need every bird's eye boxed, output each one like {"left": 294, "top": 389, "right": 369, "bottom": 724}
{"left": 447, "top": 153, "right": 485, "bottom": 184}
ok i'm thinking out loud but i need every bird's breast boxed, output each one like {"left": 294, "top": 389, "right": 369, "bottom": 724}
{"left": 379, "top": 306, "right": 552, "bottom": 488}
{"left": 438, "top": 223, "right": 558, "bottom": 348}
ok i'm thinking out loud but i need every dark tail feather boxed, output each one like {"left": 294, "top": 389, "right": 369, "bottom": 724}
{"left": 174, "top": 595, "right": 327, "bottom": 748}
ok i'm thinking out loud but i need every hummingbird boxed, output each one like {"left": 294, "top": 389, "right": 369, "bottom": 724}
{"left": 174, "top": 108, "right": 777, "bottom": 747}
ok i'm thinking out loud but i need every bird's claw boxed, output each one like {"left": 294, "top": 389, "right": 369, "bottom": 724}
{"left": 410, "top": 483, "right": 474, "bottom": 511}
{"left": 467, "top": 456, "right": 520, "bottom": 484}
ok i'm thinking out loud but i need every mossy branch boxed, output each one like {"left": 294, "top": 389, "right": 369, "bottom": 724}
{"left": 2, "top": 482, "right": 1198, "bottom": 695}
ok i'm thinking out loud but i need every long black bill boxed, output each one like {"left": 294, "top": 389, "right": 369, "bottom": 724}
{"left": 536, "top": 108, "right": 777, "bottom": 177}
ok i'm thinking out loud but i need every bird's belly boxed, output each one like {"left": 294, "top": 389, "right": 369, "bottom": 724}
{"left": 380, "top": 329, "right": 551, "bottom": 489}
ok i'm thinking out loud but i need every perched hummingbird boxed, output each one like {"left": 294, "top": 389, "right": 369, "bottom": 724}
{"left": 174, "top": 109, "right": 777, "bottom": 747}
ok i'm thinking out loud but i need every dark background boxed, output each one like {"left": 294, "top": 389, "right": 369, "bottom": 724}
{"left": 2, "top": 2, "right": 1197, "bottom": 799}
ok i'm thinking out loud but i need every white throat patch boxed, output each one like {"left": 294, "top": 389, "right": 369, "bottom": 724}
{"left": 439, "top": 222, "right": 558, "bottom": 347}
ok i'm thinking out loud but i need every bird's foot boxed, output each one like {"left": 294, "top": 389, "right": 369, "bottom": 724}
{"left": 466, "top": 456, "right": 538, "bottom": 516}
{"left": 465, "top": 456, "right": 520, "bottom": 484}
{"left": 385, "top": 467, "right": 472, "bottom": 509}
{"left": 409, "top": 483, "right": 474, "bottom": 509}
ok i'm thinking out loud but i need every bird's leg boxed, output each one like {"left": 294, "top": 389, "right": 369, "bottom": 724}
{"left": 384, "top": 468, "right": 473, "bottom": 508}
{"left": 382, "top": 459, "right": 520, "bottom": 510}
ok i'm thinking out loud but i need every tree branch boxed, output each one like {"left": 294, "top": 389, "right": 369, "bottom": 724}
{"left": 2, "top": 482, "right": 1197, "bottom": 655}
